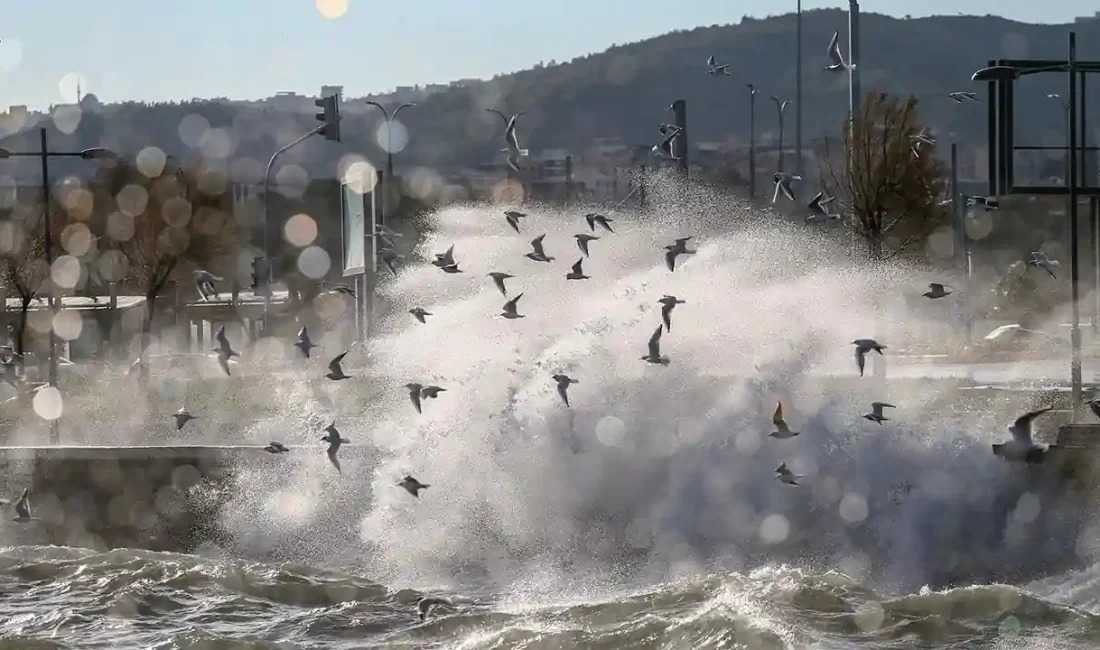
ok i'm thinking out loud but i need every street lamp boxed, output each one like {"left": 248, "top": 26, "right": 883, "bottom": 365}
{"left": 770, "top": 96, "right": 791, "bottom": 172}
{"left": 795, "top": 0, "right": 803, "bottom": 200}
{"left": 0, "top": 128, "right": 117, "bottom": 444}
{"left": 747, "top": 84, "right": 758, "bottom": 200}
{"left": 365, "top": 101, "right": 416, "bottom": 226}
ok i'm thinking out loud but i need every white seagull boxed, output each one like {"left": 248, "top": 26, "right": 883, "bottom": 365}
{"left": 776, "top": 463, "right": 801, "bottom": 486}
{"left": 993, "top": 407, "right": 1053, "bottom": 464}
{"left": 923, "top": 283, "right": 952, "bottom": 299}
{"left": 853, "top": 339, "right": 886, "bottom": 377}
{"left": 1027, "top": 251, "right": 1060, "bottom": 279}
{"left": 770, "top": 401, "right": 800, "bottom": 439}
{"left": 773, "top": 172, "right": 801, "bottom": 203}
{"left": 825, "top": 31, "right": 854, "bottom": 72}
{"left": 658, "top": 295, "right": 685, "bottom": 333}
{"left": 565, "top": 258, "right": 590, "bottom": 281}
{"left": 552, "top": 373, "right": 578, "bottom": 406}
{"left": 501, "top": 293, "right": 525, "bottom": 319}
{"left": 706, "top": 55, "right": 732, "bottom": 76}
{"left": 526, "top": 234, "right": 554, "bottom": 262}
{"left": 488, "top": 272, "right": 514, "bottom": 297}
{"left": 642, "top": 325, "right": 670, "bottom": 365}
{"left": 863, "top": 402, "right": 895, "bottom": 425}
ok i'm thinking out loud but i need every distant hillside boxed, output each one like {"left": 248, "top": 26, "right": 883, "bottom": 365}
{"left": 3, "top": 10, "right": 1099, "bottom": 182}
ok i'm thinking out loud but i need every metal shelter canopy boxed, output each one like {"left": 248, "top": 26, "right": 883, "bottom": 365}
{"left": 984, "top": 57, "right": 1100, "bottom": 197}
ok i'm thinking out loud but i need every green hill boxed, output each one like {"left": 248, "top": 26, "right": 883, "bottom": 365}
{"left": 4, "top": 10, "right": 1099, "bottom": 181}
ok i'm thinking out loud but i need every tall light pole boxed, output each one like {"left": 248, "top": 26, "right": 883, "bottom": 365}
{"left": 795, "top": 0, "right": 803, "bottom": 199}
{"left": 0, "top": 129, "right": 115, "bottom": 444}
{"left": 365, "top": 101, "right": 416, "bottom": 227}
{"left": 771, "top": 96, "right": 791, "bottom": 172}
{"left": 748, "top": 84, "right": 758, "bottom": 200}
{"left": 849, "top": 0, "right": 862, "bottom": 122}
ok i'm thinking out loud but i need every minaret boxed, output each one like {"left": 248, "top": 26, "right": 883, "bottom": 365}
{"left": 76, "top": 79, "right": 82, "bottom": 103}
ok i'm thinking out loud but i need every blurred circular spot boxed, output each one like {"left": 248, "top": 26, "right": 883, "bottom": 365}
{"left": 61, "top": 223, "right": 94, "bottom": 256}
{"left": 52, "top": 105, "right": 82, "bottom": 135}
{"left": 759, "top": 513, "right": 790, "bottom": 544}
{"left": 97, "top": 250, "right": 129, "bottom": 282}
{"left": 0, "top": 176, "right": 16, "bottom": 210}
{"left": 52, "top": 309, "right": 83, "bottom": 341}
{"left": 284, "top": 213, "right": 318, "bottom": 247}
{"left": 51, "top": 255, "right": 82, "bottom": 289}
{"left": 406, "top": 167, "right": 443, "bottom": 201}
{"left": 171, "top": 464, "right": 202, "bottom": 490}
{"left": 135, "top": 147, "right": 168, "bottom": 178}
{"left": 839, "top": 493, "right": 869, "bottom": 524}
{"left": 0, "top": 39, "right": 24, "bottom": 72}
{"left": 1014, "top": 492, "right": 1041, "bottom": 524}
{"left": 61, "top": 186, "right": 94, "bottom": 221}
{"left": 229, "top": 157, "right": 264, "bottom": 184}
{"left": 297, "top": 246, "right": 331, "bottom": 279}
{"left": 342, "top": 160, "right": 378, "bottom": 194}
{"left": 178, "top": 113, "right": 211, "bottom": 149}
{"left": 275, "top": 164, "right": 309, "bottom": 199}
{"left": 491, "top": 179, "right": 525, "bottom": 204}
{"left": 116, "top": 184, "right": 149, "bottom": 217}
{"left": 965, "top": 210, "right": 993, "bottom": 241}
{"left": 33, "top": 386, "right": 63, "bottom": 421}
{"left": 200, "top": 127, "right": 236, "bottom": 159}
{"left": 924, "top": 227, "right": 953, "bottom": 260}
{"left": 595, "top": 415, "right": 626, "bottom": 446}
{"left": 852, "top": 601, "right": 885, "bottom": 632}
{"left": 316, "top": 0, "right": 349, "bottom": 19}
{"left": 733, "top": 428, "right": 762, "bottom": 456}
{"left": 106, "top": 211, "right": 135, "bottom": 242}
{"left": 196, "top": 166, "right": 228, "bottom": 196}
{"left": 376, "top": 120, "right": 410, "bottom": 154}
{"left": 998, "top": 614, "right": 1022, "bottom": 636}
{"left": 606, "top": 54, "right": 640, "bottom": 85}
{"left": 161, "top": 196, "right": 192, "bottom": 228}
{"left": 193, "top": 207, "right": 227, "bottom": 237}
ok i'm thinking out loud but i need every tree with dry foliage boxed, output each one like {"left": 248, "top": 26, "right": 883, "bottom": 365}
{"left": 0, "top": 206, "right": 55, "bottom": 359}
{"left": 818, "top": 92, "right": 950, "bottom": 260}
{"left": 94, "top": 156, "right": 238, "bottom": 375}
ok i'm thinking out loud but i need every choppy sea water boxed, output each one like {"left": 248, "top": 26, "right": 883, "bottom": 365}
{"left": 5, "top": 184, "right": 1100, "bottom": 648}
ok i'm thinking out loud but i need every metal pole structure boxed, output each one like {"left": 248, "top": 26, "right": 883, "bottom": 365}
{"left": 39, "top": 128, "right": 59, "bottom": 444}
{"left": 849, "top": 1, "right": 861, "bottom": 120}
{"left": 795, "top": 0, "right": 803, "bottom": 199}
{"left": 771, "top": 97, "right": 789, "bottom": 172}
{"left": 366, "top": 102, "right": 415, "bottom": 228}
{"left": 261, "top": 124, "right": 325, "bottom": 322}
{"left": 1068, "top": 31, "right": 1083, "bottom": 420}
{"left": 669, "top": 100, "right": 689, "bottom": 176}
{"left": 950, "top": 143, "right": 972, "bottom": 346}
{"left": 748, "top": 85, "right": 757, "bottom": 200}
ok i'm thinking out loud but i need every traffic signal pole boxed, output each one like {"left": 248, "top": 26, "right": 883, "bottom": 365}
{"left": 260, "top": 93, "right": 341, "bottom": 328}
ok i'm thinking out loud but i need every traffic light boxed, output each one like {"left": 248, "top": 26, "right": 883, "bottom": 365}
{"left": 251, "top": 256, "right": 270, "bottom": 298}
{"left": 314, "top": 94, "right": 341, "bottom": 142}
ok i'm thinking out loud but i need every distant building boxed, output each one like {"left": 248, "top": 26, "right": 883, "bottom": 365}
{"left": 1075, "top": 11, "right": 1100, "bottom": 22}
{"left": 320, "top": 85, "right": 344, "bottom": 101}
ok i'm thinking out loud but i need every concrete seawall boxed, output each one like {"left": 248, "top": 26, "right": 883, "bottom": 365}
{"left": 0, "top": 445, "right": 374, "bottom": 552}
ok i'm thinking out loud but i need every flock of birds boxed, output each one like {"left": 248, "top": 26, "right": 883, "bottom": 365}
{"left": 0, "top": 28, "right": 1079, "bottom": 624}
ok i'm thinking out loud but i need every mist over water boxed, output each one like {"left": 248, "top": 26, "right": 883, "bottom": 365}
{"left": 282, "top": 175, "right": 1097, "bottom": 597}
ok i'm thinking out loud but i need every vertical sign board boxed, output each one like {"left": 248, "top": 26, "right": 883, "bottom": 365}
{"left": 341, "top": 181, "right": 367, "bottom": 277}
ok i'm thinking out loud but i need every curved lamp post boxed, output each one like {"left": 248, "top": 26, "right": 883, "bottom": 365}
{"left": 747, "top": 84, "right": 758, "bottom": 200}
{"left": 365, "top": 101, "right": 416, "bottom": 224}
{"left": 0, "top": 130, "right": 117, "bottom": 443}
{"left": 770, "top": 96, "right": 791, "bottom": 173}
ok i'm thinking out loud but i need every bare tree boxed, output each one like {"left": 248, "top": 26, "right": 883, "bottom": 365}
{"left": 819, "top": 92, "right": 950, "bottom": 261}
{"left": 0, "top": 207, "right": 53, "bottom": 359}
{"left": 98, "top": 157, "right": 238, "bottom": 377}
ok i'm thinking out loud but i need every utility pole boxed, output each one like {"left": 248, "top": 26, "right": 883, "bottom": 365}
{"left": 669, "top": 99, "right": 689, "bottom": 176}
{"left": 849, "top": 0, "right": 862, "bottom": 121}
{"left": 795, "top": 0, "right": 803, "bottom": 199}
{"left": 748, "top": 84, "right": 757, "bottom": 200}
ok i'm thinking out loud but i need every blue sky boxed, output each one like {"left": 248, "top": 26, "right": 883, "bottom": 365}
{"left": 1, "top": 0, "right": 1096, "bottom": 109}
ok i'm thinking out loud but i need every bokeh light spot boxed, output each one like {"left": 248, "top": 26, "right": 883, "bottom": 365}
{"left": 33, "top": 386, "right": 63, "bottom": 421}
{"left": 595, "top": 415, "right": 626, "bottom": 446}
{"left": 297, "top": 246, "right": 331, "bottom": 279}
{"left": 116, "top": 184, "right": 149, "bottom": 218}
{"left": 759, "top": 514, "right": 790, "bottom": 544}
{"left": 839, "top": 493, "right": 869, "bottom": 524}
{"left": 51, "top": 255, "right": 82, "bottom": 289}
{"left": 57, "top": 72, "right": 88, "bottom": 103}
{"left": 61, "top": 223, "right": 95, "bottom": 256}
{"left": 136, "top": 147, "right": 168, "bottom": 178}
{"left": 284, "top": 213, "right": 318, "bottom": 247}
{"left": 0, "top": 39, "right": 25, "bottom": 72}
{"left": 178, "top": 113, "right": 211, "bottom": 149}
{"left": 342, "top": 160, "right": 378, "bottom": 194}
{"left": 53, "top": 309, "right": 83, "bottom": 341}
{"left": 376, "top": 120, "right": 409, "bottom": 154}
{"left": 316, "top": 0, "right": 349, "bottom": 19}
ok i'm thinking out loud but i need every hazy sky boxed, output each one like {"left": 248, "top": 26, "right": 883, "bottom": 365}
{"left": 2, "top": 0, "right": 1096, "bottom": 109}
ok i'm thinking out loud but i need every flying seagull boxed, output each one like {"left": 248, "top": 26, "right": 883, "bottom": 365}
{"left": 565, "top": 258, "right": 590, "bottom": 281}
{"left": 658, "top": 295, "right": 685, "bottom": 333}
{"left": 1087, "top": 398, "right": 1100, "bottom": 422}
{"left": 409, "top": 307, "right": 432, "bottom": 324}
{"left": 379, "top": 247, "right": 403, "bottom": 276}
{"left": 405, "top": 382, "right": 425, "bottom": 414}
{"left": 964, "top": 195, "right": 999, "bottom": 211}
{"left": 1027, "top": 251, "right": 1060, "bottom": 279}
{"left": 923, "top": 283, "right": 952, "bottom": 299}
{"left": 420, "top": 385, "right": 446, "bottom": 402}
{"left": 863, "top": 401, "right": 896, "bottom": 425}
{"left": 372, "top": 224, "right": 401, "bottom": 249}
{"left": 642, "top": 325, "right": 670, "bottom": 365}
{"left": 993, "top": 407, "right": 1053, "bottom": 464}
{"left": 432, "top": 245, "right": 457, "bottom": 268}
{"left": 193, "top": 270, "right": 222, "bottom": 302}
{"left": 487, "top": 109, "right": 528, "bottom": 171}
{"left": 825, "top": 31, "right": 854, "bottom": 72}
{"left": 173, "top": 407, "right": 196, "bottom": 431}
{"left": 706, "top": 55, "right": 732, "bottom": 76}
{"left": 213, "top": 325, "right": 239, "bottom": 376}
{"left": 487, "top": 272, "right": 514, "bottom": 297}
{"left": 575, "top": 233, "right": 599, "bottom": 257}
{"left": 770, "top": 401, "right": 800, "bottom": 439}
{"left": 329, "top": 285, "right": 357, "bottom": 299}
{"left": 321, "top": 422, "right": 347, "bottom": 473}
{"left": 552, "top": 373, "right": 578, "bottom": 406}
{"left": 417, "top": 597, "right": 451, "bottom": 621}
{"left": 10, "top": 488, "right": 35, "bottom": 523}
{"left": 263, "top": 441, "right": 289, "bottom": 454}
{"left": 326, "top": 351, "right": 351, "bottom": 380}
{"left": 806, "top": 192, "right": 839, "bottom": 222}
{"left": 910, "top": 129, "right": 937, "bottom": 158}
{"left": 399, "top": 475, "right": 429, "bottom": 498}
{"left": 776, "top": 463, "right": 801, "bottom": 486}
{"left": 501, "top": 293, "right": 525, "bottom": 319}
{"left": 585, "top": 213, "right": 614, "bottom": 233}
{"left": 949, "top": 91, "right": 980, "bottom": 103}
{"left": 504, "top": 210, "right": 526, "bottom": 233}
{"left": 295, "top": 327, "right": 318, "bottom": 357}
{"left": 526, "top": 234, "right": 554, "bottom": 262}
{"left": 853, "top": 339, "right": 886, "bottom": 377}
{"left": 773, "top": 172, "right": 801, "bottom": 203}
{"left": 653, "top": 126, "right": 683, "bottom": 159}
{"left": 664, "top": 237, "right": 696, "bottom": 272}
